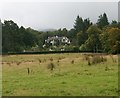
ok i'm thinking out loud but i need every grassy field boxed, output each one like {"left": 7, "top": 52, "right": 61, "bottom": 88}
{"left": 2, "top": 53, "right": 118, "bottom": 96}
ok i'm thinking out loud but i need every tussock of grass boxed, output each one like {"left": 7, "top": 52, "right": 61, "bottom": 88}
{"left": 47, "top": 62, "right": 55, "bottom": 71}
{"left": 83, "top": 54, "right": 107, "bottom": 65}
{"left": 71, "top": 60, "right": 74, "bottom": 64}
{"left": 91, "top": 55, "right": 107, "bottom": 64}
{"left": 38, "top": 59, "right": 41, "bottom": 64}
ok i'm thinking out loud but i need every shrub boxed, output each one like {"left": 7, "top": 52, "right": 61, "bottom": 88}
{"left": 73, "top": 46, "right": 79, "bottom": 52}
{"left": 79, "top": 44, "right": 87, "bottom": 51}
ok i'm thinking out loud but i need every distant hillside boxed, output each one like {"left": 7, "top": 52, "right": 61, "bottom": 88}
{"left": 38, "top": 28, "right": 57, "bottom": 32}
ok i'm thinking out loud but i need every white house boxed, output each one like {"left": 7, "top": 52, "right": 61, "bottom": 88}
{"left": 43, "top": 36, "right": 70, "bottom": 47}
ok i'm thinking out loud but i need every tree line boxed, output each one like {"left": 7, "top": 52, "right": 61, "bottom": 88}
{"left": 2, "top": 13, "right": 120, "bottom": 54}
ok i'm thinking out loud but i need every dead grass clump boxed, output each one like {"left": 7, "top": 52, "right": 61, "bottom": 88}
{"left": 47, "top": 62, "right": 55, "bottom": 71}
{"left": 43, "top": 59, "right": 46, "bottom": 62}
{"left": 7, "top": 62, "right": 11, "bottom": 66}
{"left": 62, "top": 56, "right": 65, "bottom": 59}
{"left": 16, "top": 62, "right": 21, "bottom": 66}
{"left": 101, "top": 56, "right": 107, "bottom": 62}
{"left": 31, "top": 60, "right": 34, "bottom": 62}
{"left": 91, "top": 55, "right": 101, "bottom": 64}
{"left": 83, "top": 54, "right": 89, "bottom": 61}
{"left": 83, "top": 54, "right": 91, "bottom": 65}
{"left": 71, "top": 60, "right": 74, "bottom": 64}
{"left": 27, "top": 68, "right": 30, "bottom": 75}
{"left": 58, "top": 57, "right": 65, "bottom": 60}
{"left": 83, "top": 54, "right": 107, "bottom": 65}
{"left": 58, "top": 57, "right": 62, "bottom": 60}
{"left": 110, "top": 55, "right": 116, "bottom": 63}
{"left": 88, "top": 58, "right": 91, "bottom": 66}
{"left": 91, "top": 55, "right": 107, "bottom": 65}
{"left": 105, "top": 66, "right": 109, "bottom": 71}
{"left": 57, "top": 60, "right": 60, "bottom": 64}
{"left": 38, "top": 59, "right": 41, "bottom": 64}
{"left": 50, "top": 57, "right": 53, "bottom": 62}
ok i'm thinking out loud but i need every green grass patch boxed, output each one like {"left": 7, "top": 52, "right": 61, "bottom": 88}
{"left": 2, "top": 53, "right": 118, "bottom": 96}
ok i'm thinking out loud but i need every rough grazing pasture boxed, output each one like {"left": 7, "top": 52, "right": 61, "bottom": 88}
{"left": 2, "top": 53, "right": 118, "bottom": 96}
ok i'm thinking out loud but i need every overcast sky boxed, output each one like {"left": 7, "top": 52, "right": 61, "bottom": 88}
{"left": 1, "top": 2, "right": 118, "bottom": 30}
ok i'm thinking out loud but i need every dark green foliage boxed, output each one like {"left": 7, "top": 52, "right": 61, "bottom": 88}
{"left": 83, "top": 18, "right": 92, "bottom": 32}
{"left": 73, "top": 46, "right": 79, "bottom": 52}
{"left": 74, "top": 16, "right": 84, "bottom": 32}
{"left": 100, "top": 27, "right": 120, "bottom": 53}
{"left": 2, "top": 20, "right": 36, "bottom": 53}
{"left": 2, "top": 20, "right": 20, "bottom": 52}
{"left": 2, "top": 13, "right": 120, "bottom": 54}
{"left": 80, "top": 25, "right": 102, "bottom": 52}
{"left": 74, "top": 16, "right": 92, "bottom": 33}
{"left": 67, "top": 29, "right": 76, "bottom": 39}
{"left": 97, "top": 13, "right": 109, "bottom": 29}
{"left": 74, "top": 16, "right": 92, "bottom": 47}
{"left": 77, "top": 31, "right": 88, "bottom": 46}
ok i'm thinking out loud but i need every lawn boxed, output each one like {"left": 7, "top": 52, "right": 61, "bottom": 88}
{"left": 2, "top": 53, "right": 118, "bottom": 96}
